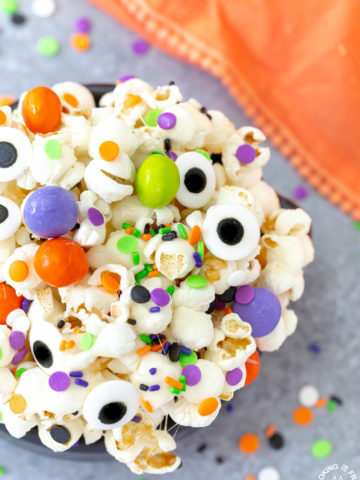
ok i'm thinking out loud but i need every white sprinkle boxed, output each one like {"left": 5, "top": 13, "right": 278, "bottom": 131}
{"left": 298, "top": 384, "right": 319, "bottom": 407}
{"left": 258, "top": 466, "right": 280, "bottom": 480}
{"left": 32, "top": 0, "right": 56, "bottom": 18}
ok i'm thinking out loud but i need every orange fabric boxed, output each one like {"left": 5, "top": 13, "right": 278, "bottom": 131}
{"left": 88, "top": 0, "right": 360, "bottom": 219}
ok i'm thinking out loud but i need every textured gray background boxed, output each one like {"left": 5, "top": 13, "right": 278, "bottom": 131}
{"left": 0, "top": 0, "right": 359, "bottom": 478}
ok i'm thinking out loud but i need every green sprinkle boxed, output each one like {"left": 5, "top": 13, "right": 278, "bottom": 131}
{"left": 0, "top": 0, "right": 18, "bottom": 14}
{"left": 159, "top": 227, "right": 171, "bottom": 235}
{"left": 15, "top": 368, "right": 26, "bottom": 378}
{"left": 44, "top": 139, "right": 62, "bottom": 159}
{"left": 311, "top": 439, "right": 332, "bottom": 459}
{"left": 179, "top": 375, "right": 186, "bottom": 391}
{"left": 145, "top": 109, "right": 161, "bottom": 127}
{"left": 169, "top": 386, "right": 181, "bottom": 395}
{"left": 151, "top": 151, "right": 164, "bottom": 155}
{"left": 140, "top": 334, "right": 153, "bottom": 345}
{"left": 145, "top": 263, "right": 153, "bottom": 273}
{"left": 37, "top": 36, "right": 60, "bottom": 57}
{"left": 117, "top": 236, "right": 138, "bottom": 254}
{"left": 0, "top": 411, "right": 3, "bottom": 421}
{"left": 81, "top": 332, "right": 95, "bottom": 351}
{"left": 0, "top": 466, "right": 4, "bottom": 474}
{"left": 355, "top": 221, "right": 360, "bottom": 231}
{"left": 136, "top": 269, "right": 148, "bottom": 281}
{"left": 195, "top": 148, "right": 211, "bottom": 160}
{"left": 186, "top": 274, "right": 207, "bottom": 289}
{"left": 122, "top": 222, "right": 133, "bottom": 229}
{"left": 198, "top": 241, "right": 205, "bottom": 260}
{"left": 150, "top": 229, "right": 156, "bottom": 236}
{"left": 132, "top": 251, "right": 140, "bottom": 265}
{"left": 166, "top": 285, "right": 175, "bottom": 296}
{"left": 135, "top": 278, "right": 141, "bottom": 286}
{"left": 179, "top": 350, "right": 198, "bottom": 367}
{"left": 327, "top": 399, "right": 336, "bottom": 412}
{"left": 133, "top": 229, "right": 141, "bottom": 237}
{"left": 177, "top": 223, "right": 187, "bottom": 239}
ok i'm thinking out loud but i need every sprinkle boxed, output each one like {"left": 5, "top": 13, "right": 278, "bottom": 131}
{"left": 127, "top": 319, "right": 136, "bottom": 325}
{"left": 355, "top": 221, "right": 360, "bottom": 231}
{"left": 151, "top": 288, "right": 170, "bottom": 307}
{"left": 31, "top": 0, "right": 56, "bottom": 17}
{"left": 157, "top": 112, "right": 176, "bottom": 130}
{"left": 308, "top": 342, "right": 321, "bottom": 354}
{"left": 12, "top": 348, "right": 28, "bottom": 365}
{"left": 151, "top": 340, "right": 167, "bottom": 352}
{"left": 125, "top": 226, "right": 134, "bottom": 235}
{"left": 188, "top": 225, "right": 201, "bottom": 245}
{"left": 236, "top": 144, "right": 256, "bottom": 164}
{"left": 49, "top": 371, "right": 71, "bottom": 392}
{"left": 177, "top": 223, "right": 187, "bottom": 239}
{"left": 215, "top": 456, "right": 224, "bottom": 464}
{"left": 224, "top": 306, "right": 232, "bottom": 315}
{"left": 186, "top": 274, "right": 207, "bottom": 289}
{"left": 265, "top": 424, "right": 276, "bottom": 438}
{"left": 169, "top": 386, "right": 181, "bottom": 394}
{"left": 197, "top": 443, "right": 207, "bottom": 453}
{"left": 142, "top": 400, "right": 153, "bottom": 413}
{"left": 141, "top": 233, "right": 152, "bottom": 242}
{"left": 181, "top": 365, "right": 201, "bottom": 386}
{"left": 293, "top": 406, "right": 313, "bottom": 426}
{"left": 235, "top": 285, "right": 255, "bottom": 304}
{"left": 226, "top": 403, "right": 233, "bottom": 412}
{"left": 117, "top": 236, "right": 138, "bottom": 254}
{"left": 139, "top": 334, "right": 153, "bottom": 345}
{"left": 15, "top": 367, "right": 26, "bottom": 378}
{"left": 132, "top": 415, "right": 142, "bottom": 422}
{"left": 197, "top": 241, "right": 205, "bottom": 260}
{"left": 149, "top": 368, "right": 157, "bottom": 375}
{"left": 133, "top": 228, "right": 141, "bottom": 237}
{"left": 122, "top": 222, "right": 132, "bottom": 229}
{"left": 145, "top": 263, "right": 153, "bottom": 273}
{"left": 57, "top": 320, "right": 65, "bottom": 329}
{"left": 327, "top": 398, "right": 336, "bottom": 412}
{"left": 118, "top": 74, "right": 135, "bottom": 82}
{"left": 88, "top": 207, "right": 104, "bottom": 226}
{"left": 69, "top": 371, "right": 83, "bottom": 378}
{"left": 80, "top": 332, "right": 95, "bottom": 351}
{"left": 169, "top": 342, "right": 181, "bottom": 362}
{"left": 71, "top": 32, "right": 91, "bottom": 52}
{"left": 179, "top": 345, "right": 192, "bottom": 355}
{"left": 298, "top": 384, "right": 319, "bottom": 407}
{"left": 166, "top": 285, "right": 175, "bottom": 296}
{"left": 21, "top": 298, "right": 32, "bottom": 313}
{"left": 330, "top": 395, "right": 343, "bottom": 405}
{"left": 149, "top": 306, "right": 160, "bottom": 313}
{"left": 164, "top": 376, "right": 184, "bottom": 390}
{"left": 161, "top": 341, "right": 171, "bottom": 355}
{"left": 149, "top": 384, "right": 160, "bottom": 392}
{"left": 135, "top": 269, "right": 148, "bottom": 281}
{"left": 195, "top": 148, "right": 211, "bottom": 160}
{"left": 0, "top": 0, "right": 18, "bottom": 14}
{"left": 75, "top": 17, "right": 92, "bottom": 33}
{"left": 131, "top": 38, "right": 150, "bottom": 55}
{"left": 137, "top": 345, "right": 151, "bottom": 356}
{"left": 293, "top": 184, "right": 308, "bottom": 200}
{"left": 11, "top": 12, "right": 26, "bottom": 25}
{"left": 258, "top": 466, "right": 280, "bottom": 480}
{"left": 162, "top": 232, "right": 176, "bottom": 241}
{"left": 198, "top": 397, "right": 219, "bottom": 416}
{"left": 159, "top": 227, "right": 171, "bottom": 235}
{"left": 245, "top": 476, "right": 255, "bottom": 480}
{"left": 315, "top": 398, "right": 328, "bottom": 408}
{"left": 193, "top": 252, "right": 203, "bottom": 268}
{"left": 238, "top": 433, "right": 260, "bottom": 454}
{"left": 179, "top": 350, "right": 197, "bottom": 366}
{"left": 311, "top": 439, "right": 332, "bottom": 458}
{"left": 9, "top": 331, "right": 25, "bottom": 350}
{"left": 37, "top": 36, "right": 60, "bottom": 56}
{"left": 75, "top": 378, "right": 88, "bottom": 387}
{"left": 148, "top": 270, "right": 159, "bottom": 277}
{"left": 166, "top": 151, "right": 177, "bottom": 161}
{"left": 9, "top": 394, "right": 26, "bottom": 414}
{"left": 139, "top": 384, "right": 148, "bottom": 391}
{"left": 44, "top": 138, "right": 62, "bottom": 159}
{"left": 268, "top": 432, "right": 284, "bottom": 450}
{"left": 145, "top": 109, "right": 161, "bottom": 127}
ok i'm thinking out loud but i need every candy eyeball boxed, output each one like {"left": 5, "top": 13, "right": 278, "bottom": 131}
{"left": 175, "top": 151, "right": 216, "bottom": 208}
{"left": 0, "top": 195, "right": 21, "bottom": 241}
{"left": 0, "top": 128, "right": 31, "bottom": 182}
{"left": 52, "top": 81, "right": 95, "bottom": 113}
{"left": 202, "top": 204, "right": 260, "bottom": 261}
{"left": 83, "top": 380, "right": 139, "bottom": 430}
{"left": 89, "top": 117, "right": 138, "bottom": 160}
{"left": 29, "top": 321, "right": 61, "bottom": 372}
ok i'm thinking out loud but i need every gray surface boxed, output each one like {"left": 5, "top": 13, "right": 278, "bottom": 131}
{"left": 0, "top": 1, "right": 359, "bottom": 478}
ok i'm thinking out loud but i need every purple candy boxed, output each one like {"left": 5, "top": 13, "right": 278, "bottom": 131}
{"left": 226, "top": 368, "right": 243, "bottom": 386}
{"left": 49, "top": 371, "right": 71, "bottom": 392}
{"left": 131, "top": 38, "right": 149, "bottom": 55}
{"left": 293, "top": 185, "right": 308, "bottom": 200}
{"left": 118, "top": 74, "right": 135, "bottom": 82}
{"left": 23, "top": 186, "right": 78, "bottom": 239}
{"left": 235, "top": 285, "right": 254, "bottom": 304}
{"left": 87, "top": 207, "right": 104, "bottom": 226}
{"left": 166, "top": 151, "right": 178, "bottom": 161}
{"left": 9, "top": 331, "right": 26, "bottom": 351}
{"left": 157, "top": 112, "right": 176, "bottom": 130}
{"left": 151, "top": 288, "right": 170, "bottom": 307}
{"left": 232, "top": 287, "right": 281, "bottom": 337}
{"left": 12, "top": 348, "right": 28, "bottom": 365}
{"left": 75, "top": 17, "right": 92, "bottom": 33}
{"left": 182, "top": 365, "right": 201, "bottom": 386}
{"left": 235, "top": 144, "right": 256, "bottom": 164}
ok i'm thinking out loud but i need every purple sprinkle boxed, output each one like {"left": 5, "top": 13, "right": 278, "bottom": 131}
{"left": 149, "top": 306, "right": 160, "bottom": 313}
{"left": 75, "top": 378, "right": 89, "bottom": 387}
{"left": 166, "top": 151, "right": 178, "bottom": 161}
{"left": 293, "top": 185, "right": 308, "bottom": 200}
{"left": 88, "top": 207, "right": 104, "bottom": 226}
{"left": 118, "top": 74, "right": 135, "bottom": 82}
{"left": 72, "top": 442, "right": 79, "bottom": 448}
{"left": 49, "top": 371, "right": 71, "bottom": 392}
{"left": 70, "top": 371, "right": 83, "bottom": 378}
{"left": 162, "top": 342, "right": 171, "bottom": 355}
{"left": 226, "top": 368, "right": 243, "bottom": 386}
{"left": 235, "top": 285, "right": 255, "bottom": 305}
{"left": 182, "top": 365, "right": 201, "bottom": 386}
{"left": 132, "top": 415, "right": 142, "bottom": 422}
{"left": 21, "top": 298, "right": 32, "bottom": 313}
{"left": 12, "top": 348, "right": 28, "bottom": 365}
{"left": 150, "top": 288, "right": 170, "bottom": 307}
{"left": 9, "top": 331, "right": 26, "bottom": 351}
{"left": 149, "top": 368, "right": 157, "bottom": 375}
{"left": 157, "top": 112, "right": 176, "bottom": 130}
{"left": 193, "top": 252, "right": 203, "bottom": 268}
{"left": 149, "top": 384, "right": 160, "bottom": 391}
{"left": 215, "top": 297, "right": 225, "bottom": 311}
{"left": 235, "top": 144, "right": 256, "bottom": 164}
{"left": 180, "top": 345, "right": 192, "bottom": 355}
{"left": 74, "top": 17, "right": 92, "bottom": 33}
{"left": 226, "top": 403, "right": 234, "bottom": 412}
{"left": 131, "top": 38, "right": 150, "bottom": 55}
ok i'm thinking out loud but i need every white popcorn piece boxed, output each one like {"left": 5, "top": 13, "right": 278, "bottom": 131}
{"left": 171, "top": 307, "right": 213, "bottom": 351}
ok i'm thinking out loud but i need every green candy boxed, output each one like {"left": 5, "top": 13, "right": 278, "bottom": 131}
{"left": 135, "top": 154, "right": 180, "bottom": 208}
{"left": 311, "top": 439, "right": 332, "bottom": 458}
{"left": 0, "top": 0, "right": 18, "bottom": 14}
{"left": 117, "top": 236, "right": 138, "bottom": 254}
{"left": 186, "top": 274, "right": 207, "bottom": 289}
{"left": 45, "top": 139, "right": 62, "bottom": 159}
{"left": 81, "top": 332, "right": 95, "bottom": 351}
{"left": 179, "top": 350, "right": 198, "bottom": 367}
{"left": 145, "top": 109, "right": 161, "bottom": 127}
{"left": 37, "top": 36, "right": 60, "bottom": 57}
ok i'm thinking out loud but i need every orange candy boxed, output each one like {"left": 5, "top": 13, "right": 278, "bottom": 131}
{"left": 0, "top": 110, "right": 6, "bottom": 125}
{"left": 9, "top": 260, "right": 29, "bottom": 283}
{"left": 34, "top": 237, "right": 89, "bottom": 288}
{"left": 293, "top": 406, "right": 313, "bottom": 426}
{"left": 100, "top": 271, "right": 121, "bottom": 294}
{"left": 99, "top": 141, "right": 120, "bottom": 162}
{"left": 0, "top": 283, "right": 24, "bottom": 324}
{"left": 238, "top": 432, "right": 260, "bottom": 454}
{"left": 22, "top": 86, "right": 62, "bottom": 134}
{"left": 244, "top": 350, "right": 260, "bottom": 387}
{"left": 198, "top": 397, "right": 219, "bottom": 416}
{"left": 71, "top": 33, "right": 91, "bottom": 51}
{"left": 9, "top": 394, "right": 27, "bottom": 414}
{"left": 62, "top": 92, "right": 79, "bottom": 108}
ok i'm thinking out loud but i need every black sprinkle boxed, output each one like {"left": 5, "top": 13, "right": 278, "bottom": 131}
{"left": 174, "top": 396, "right": 178, "bottom": 403}
{"left": 162, "top": 233, "right": 176, "bottom": 241}
{"left": 164, "top": 138, "right": 172, "bottom": 152}
{"left": 269, "top": 432, "right": 285, "bottom": 450}
{"left": 71, "top": 223, "right": 80, "bottom": 231}
{"left": 144, "top": 223, "right": 150, "bottom": 234}
{"left": 155, "top": 223, "right": 165, "bottom": 234}
{"left": 211, "top": 153, "right": 223, "bottom": 164}
{"left": 169, "top": 342, "right": 181, "bottom": 362}
{"left": 72, "top": 411, "right": 78, "bottom": 416}
{"left": 216, "top": 286, "right": 237, "bottom": 303}
{"left": 206, "top": 299, "right": 216, "bottom": 314}
{"left": 330, "top": 395, "right": 343, "bottom": 405}
{"left": 169, "top": 81, "right": 175, "bottom": 85}
{"left": 215, "top": 456, "right": 225, "bottom": 464}
{"left": 127, "top": 318, "right": 137, "bottom": 325}
{"left": 139, "top": 384, "right": 149, "bottom": 391}
{"left": 11, "top": 13, "right": 26, "bottom": 25}
{"left": 197, "top": 443, "right": 208, "bottom": 453}
{"left": 49, "top": 425, "right": 71, "bottom": 445}
{"left": 57, "top": 320, "right": 65, "bottom": 329}
{"left": 130, "top": 285, "right": 150, "bottom": 303}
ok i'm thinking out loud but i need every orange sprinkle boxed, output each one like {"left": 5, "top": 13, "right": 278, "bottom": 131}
{"left": 198, "top": 397, "right": 219, "bottom": 416}
{"left": 100, "top": 271, "right": 121, "bottom": 294}
{"left": 62, "top": 92, "right": 79, "bottom": 108}
{"left": 164, "top": 376, "right": 184, "bottom": 390}
{"left": 142, "top": 400, "right": 153, "bottom": 413}
{"left": 99, "top": 140, "right": 120, "bottom": 162}
{"left": 164, "top": 223, "right": 171, "bottom": 228}
{"left": 73, "top": 328, "right": 84, "bottom": 334}
{"left": 125, "top": 226, "right": 135, "bottom": 235}
{"left": 188, "top": 225, "right": 201, "bottom": 245}
{"left": 238, "top": 432, "right": 260, "bottom": 454}
{"left": 245, "top": 476, "right": 256, "bottom": 480}
{"left": 315, "top": 398, "right": 328, "bottom": 408}
{"left": 265, "top": 424, "right": 276, "bottom": 438}
{"left": 0, "top": 95, "right": 15, "bottom": 107}
{"left": 293, "top": 406, "right": 313, "bottom": 426}
{"left": 0, "top": 110, "right": 6, "bottom": 125}
{"left": 65, "top": 340, "right": 75, "bottom": 350}
{"left": 141, "top": 233, "right": 153, "bottom": 242}
{"left": 70, "top": 32, "right": 91, "bottom": 51}
{"left": 9, "top": 260, "right": 29, "bottom": 283}
{"left": 151, "top": 340, "right": 167, "bottom": 352}
{"left": 224, "top": 307, "right": 233, "bottom": 315}
{"left": 137, "top": 345, "right": 151, "bottom": 356}
{"left": 9, "top": 394, "right": 27, "bottom": 414}
{"left": 148, "top": 270, "right": 159, "bottom": 278}
{"left": 152, "top": 264, "right": 158, "bottom": 270}
{"left": 123, "top": 94, "right": 142, "bottom": 109}
{"left": 59, "top": 340, "right": 67, "bottom": 351}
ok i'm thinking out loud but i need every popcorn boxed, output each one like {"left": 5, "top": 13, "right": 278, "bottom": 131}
{"left": 0, "top": 79, "right": 313, "bottom": 472}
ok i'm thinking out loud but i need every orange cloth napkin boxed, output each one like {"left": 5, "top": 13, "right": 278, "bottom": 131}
{"left": 88, "top": 0, "right": 360, "bottom": 219}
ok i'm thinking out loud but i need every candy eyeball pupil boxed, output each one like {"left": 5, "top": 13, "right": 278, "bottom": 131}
{"left": 217, "top": 218, "right": 244, "bottom": 246}
{"left": 0, "top": 142, "right": 17, "bottom": 168}
{"left": 99, "top": 401, "right": 127, "bottom": 424}
{"left": 0, "top": 205, "right": 9, "bottom": 223}
{"left": 33, "top": 340, "right": 53, "bottom": 368}
{"left": 184, "top": 167, "right": 206, "bottom": 194}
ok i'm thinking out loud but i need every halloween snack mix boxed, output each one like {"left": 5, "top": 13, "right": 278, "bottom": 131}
{"left": 0, "top": 79, "right": 314, "bottom": 473}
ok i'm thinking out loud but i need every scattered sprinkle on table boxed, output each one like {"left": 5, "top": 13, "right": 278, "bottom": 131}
{"left": 292, "top": 184, "right": 308, "bottom": 200}
{"left": 74, "top": 16, "right": 92, "bottom": 33}
{"left": 32, "top": 0, "right": 56, "bottom": 17}
{"left": 0, "top": 0, "right": 18, "bottom": 15}
{"left": 37, "top": 36, "right": 60, "bottom": 56}
{"left": 311, "top": 439, "right": 332, "bottom": 458}
{"left": 354, "top": 221, "right": 360, "bottom": 231}
{"left": 131, "top": 38, "right": 149, "bottom": 55}
{"left": 238, "top": 432, "right": 260, "bottom": 454}
{"left": 293, "top": 406, "right": 313, "bottom": 426}
{"left": 71, "top": 32, "right": 91, "bottom": 52}
{"left": 298, "top": 384, "right": 319, "bottom": 407}
{"left": 11, "top": 12, "right": 26, "bottom": 25}
{"left": 258, "top": 466, "right": 281, "bottom": 480}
